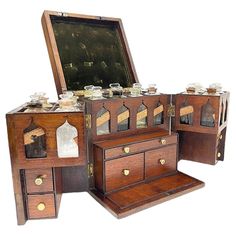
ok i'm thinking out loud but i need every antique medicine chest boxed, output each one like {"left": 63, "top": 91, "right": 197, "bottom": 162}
{"left": 6, "top": 10, "right": 229, "bottom": 224}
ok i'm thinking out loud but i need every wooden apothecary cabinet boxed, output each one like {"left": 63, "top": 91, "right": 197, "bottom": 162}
{"left": 6, "top": 10, "right": 229, "bottom": 224}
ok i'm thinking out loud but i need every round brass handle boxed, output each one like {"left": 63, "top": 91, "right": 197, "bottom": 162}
{"left": 123, "top": 147, "right": 130, "bottom": 154}
{"left": 37, "top": 202, "right": 46, "bottom": 211}
{"left": 219, "top": 135, "right": 223, "bottom": 140}
{"left": 159, "top": 159, "right": 166, "bottom": 165}
{"left": 217, "top": 152, "right": 221, "bottom": 158}
{"left": 160, "top": 139, "right": 167, "bottom": 145}
{"left": 122, "top": 169, "right": 130, "bottom": 176}
{"left": 34, "top": 175, "right": 46, "bottom": 186}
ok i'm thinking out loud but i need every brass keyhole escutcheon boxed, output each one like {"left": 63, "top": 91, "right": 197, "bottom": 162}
{"left": 123, "top": 146, "right": 130, "bottom": 154}
{"left": 37, "top": 202, "right": 46, "bottom": 211}
{"left": 122, "top": 169, "right": 130, "bottom": 176}
{"left": 159, "top": 159, "right": 166, "bottom": 165}
{"left": 160, "top": 139, "right": 166, "bottom": 145}
{"left": 34, "top": 175, "right": 46, "bottom": 186}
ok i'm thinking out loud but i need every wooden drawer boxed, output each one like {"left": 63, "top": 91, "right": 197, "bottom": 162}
{"left": 105, "top": 135, "right": 177, "bottom": 160}
{"left": 27, "top": 194, "right": 56, "bottom": 219}
{"left": 145, "top": 145, "right": 177, "bottom": 179}
{"left": 25, "top": 168, "right": 53, "bottom": 193}
{"left": 105, "top": 153, "right": 144, "bottom": 192}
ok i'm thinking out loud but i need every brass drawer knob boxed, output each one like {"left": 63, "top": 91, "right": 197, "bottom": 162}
{"left": 160, "top": 139, "right": 167, "bottom": 145}
{"left": 122, "top": 169, "right": 130, "bottom": 176}
{"left": 217, "top": 152, "right": 221, "bottom": 158}
{"left": 123, "top": 146, "right": 130, "bottom": 154}
{"left": 34, "top": 175, "right": 46, "bottom": 186}
{"left": 159, "top": 159, "right": 166, "bottom": 165}
{"left": 219, "top": 135, "right": 223, "bottom": 140}
{"left": 37, "top": 202, "right": 46, "bottom": 211}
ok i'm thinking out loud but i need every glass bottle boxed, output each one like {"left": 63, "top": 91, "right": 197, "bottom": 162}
{"left": 109, "top": 83, "right": 123, "bottom": 97}
{"left": 180, "top": 100, "right": 193, "bottom": 125}
{"left": 56, "top": 120, "right": 79, "bottom": 158}
{"left": 117, "top": 105, "right": 130, "bottom": 131}
{"left": 24, "top": 123, "right": 47, "bottom": 158}
{"left": 200, "top": 100, "right": 215, "bottom": 127}
{"left": 154, "top": 101, "right": 164, "bottom": 125}
{"left": 91, "top": 86, "right": 103, "bottom": 100}
{"left": 136, "top": 103, "right": 148, "bottom": 128}
{"left": 131, "top": 83, "right": 142, "bottom": 97}
{"left": 96, "top": 107, "right": 110, "bottom": 135}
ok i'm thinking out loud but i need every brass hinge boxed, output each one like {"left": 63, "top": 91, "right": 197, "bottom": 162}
{"left": 85, "top": 114, "right": 91, "bottom": 129}
{"left": 167, "top": 105, "right": 175, "bottom": 117}
{"left": 88, "top": 163, "right": 93, "bottom": 177}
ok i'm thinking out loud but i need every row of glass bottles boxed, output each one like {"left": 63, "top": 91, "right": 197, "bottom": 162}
{"left": 185, "top": 83, "right": 223, "bottom": 95}
{"left": 24, "top": 120, "right": 79, "bottom": 159}
{"left": 84, "top": 82, "right": 158, "bottom": 100}
{"left": 180, "top": 99, "right": 228, "bottom": 127}
{"left": 96, "top": 101, "right": 164, "bottom": 135}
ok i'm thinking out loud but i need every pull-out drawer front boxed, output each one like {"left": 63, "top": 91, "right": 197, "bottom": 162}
{"left": 27, "top": 194, "right": 56, "bottom": 219}
{"left": 105, "top": 135, "right": 177, "bottom": 160}
{"left": 145, "top": 145, "right": 177, "bottom": 179}
{"left": 105, "top": 153, "right": 144, "bottom": 192}
{"left": 25, "top": 168, "right": 53, "bottom": 193}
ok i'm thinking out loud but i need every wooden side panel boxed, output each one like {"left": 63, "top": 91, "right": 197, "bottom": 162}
{"left": 62, "top": 166, "right": 88, "bottom": 192}
{"left": 179, "top": 131, "right": 217, "bottom": 165}
{"left": 10, "top": 112, "right": 86, "bottom": 168}
{"left": 93, "top": 146, "right": 104, "bottom": 192}
{"left": 6, "top": 114, "right": 26, "bottom": 225}
{"left": 175, "top": 93, "right": 229, "bottom": 134}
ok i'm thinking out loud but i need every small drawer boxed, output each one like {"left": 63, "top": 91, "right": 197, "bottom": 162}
{"left": 105, "top": 153, "right": 144, "bottom": 192}
{"left": 105, "top": 135, "right": 177, "bottom": 160}
{"left": 27, "top": 194, "right": 56, "bottom": 219}
{"left": 145, "top": 145, "right": 177, "bottom": 179}
{"left": 25, "top": 168, "right": 53, "bottom": 193}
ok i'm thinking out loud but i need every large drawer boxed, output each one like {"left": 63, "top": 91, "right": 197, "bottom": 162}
{"left": 145, "top": 145, "right": 177, "bottom": 179}
{"left": 104, "top": 135, "right": 177, "bottom": 160}
{"left": 25, "top": 168, "right": 53, "bottom": 193}
{"left": 27, "top": 193, "right": 56, "bottom": 219}
{"left": 105, "top": 153, "right": 144, "bottom": 192}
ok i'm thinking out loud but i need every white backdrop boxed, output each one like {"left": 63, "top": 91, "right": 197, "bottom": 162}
{"left": 0, "top": 1, "right": 235, "bottom": 235}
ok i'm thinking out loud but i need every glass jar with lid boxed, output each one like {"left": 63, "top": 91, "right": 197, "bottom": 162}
{"left": 91, "top": 86, "right": 103, "bottom": 100}
{"left": 84, "top": 85, "right": 94, "bottom": 98}
{"left": 130, "top": 83, "right": 142, "bottom": 97}
{"left": 109, "top": 83, "right": 123, "bottom": 97}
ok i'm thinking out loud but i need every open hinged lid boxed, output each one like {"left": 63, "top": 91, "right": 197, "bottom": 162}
{"left": 42, "top": 10, "right": 139, "bottom": 95}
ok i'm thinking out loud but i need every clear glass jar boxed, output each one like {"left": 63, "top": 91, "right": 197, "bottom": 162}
{"left": 208, "top": 83, "right": 222, "bottom": 94}
{"left": 109, "top": 83, "right": 123, "bottom": 97}
{"left": 25, "top": 92, "right": 50, "bottom": 112}
{"left": 131, "top": 83, "right": 142, "bottom": 96}
{"left": 84, "top": 85, "right": 94, "bottom": 98}
{"left": 147, "top": 83, "right": 157, "bottom": 94}
{"left": 92, "top": 86, "right": 103, "bottom": 99}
